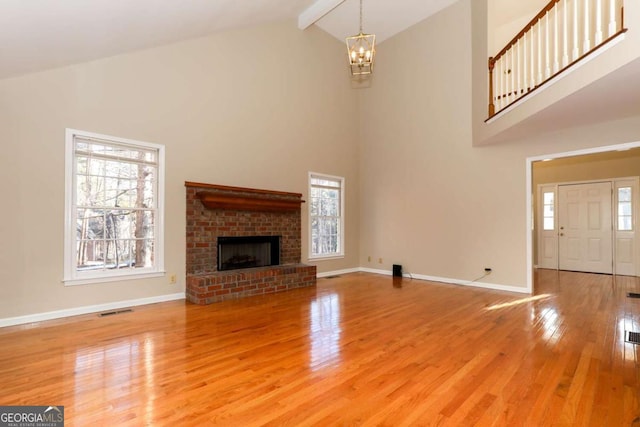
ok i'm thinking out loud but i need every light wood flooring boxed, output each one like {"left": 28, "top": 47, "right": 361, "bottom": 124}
{"left": 0, "top": 270, "right": 639, "bottom": 426}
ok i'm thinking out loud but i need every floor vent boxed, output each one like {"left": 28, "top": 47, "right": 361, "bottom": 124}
{"left": 99, "top": 309, "right": 133, "bottom": 317}
{"left": 627, "top": 293, "right": 640, "bottom": 299}
{"left": 324, "top": 275, "right": 341, "bottom": 279}
{"left": 626, "top": 331, "right": 640, "bottom": 345}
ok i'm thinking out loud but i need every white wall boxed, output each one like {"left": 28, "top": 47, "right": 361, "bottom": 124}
{"left": 358, "top": 0, "right": 640, "bottom": 291}
{"left": 0, "top": 20, "right": 360, "bottom": 320}
{"left": 2, "top": 0, "right": 640, "bottom": 322}
{"left": 488, "top": 0, "right": 548, "bottom": 54}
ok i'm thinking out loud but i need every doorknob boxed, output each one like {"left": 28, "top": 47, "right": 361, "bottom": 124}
{"left": 560, "top": 233, "right": 564, "bottom": 236}
{"left": 560, "top": 226, "right": 564, "bottom": 230}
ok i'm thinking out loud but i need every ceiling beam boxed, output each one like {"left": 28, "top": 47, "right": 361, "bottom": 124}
{"left": 298, "top": 0, "right": 346, "bottom": 30}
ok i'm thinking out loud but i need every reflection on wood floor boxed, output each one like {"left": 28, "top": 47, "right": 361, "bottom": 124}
{"left": 0, "top": 270, "right": 639, "bottom": 425}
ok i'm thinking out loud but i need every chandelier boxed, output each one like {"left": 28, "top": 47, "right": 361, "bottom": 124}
{"left": 345, "top": 0, "right": 375, "bottom": 76}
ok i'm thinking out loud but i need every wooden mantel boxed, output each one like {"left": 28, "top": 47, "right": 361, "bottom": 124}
{"left": 185, "top": 181, "right": 305, "bottom": 212}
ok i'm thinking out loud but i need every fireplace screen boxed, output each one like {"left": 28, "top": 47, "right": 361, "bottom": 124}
{"left": 217, "top": 236, "right": 280, "bottom": 271}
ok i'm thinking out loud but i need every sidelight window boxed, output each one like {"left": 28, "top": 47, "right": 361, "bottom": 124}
{"left": 618, "top": 187, "right": 633, "bottom": 231}
{"left": 543, "top": 191, "right": 555, "bottom": 230}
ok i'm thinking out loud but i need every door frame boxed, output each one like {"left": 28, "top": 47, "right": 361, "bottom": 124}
{"left": 526, "top": 140, "right": 640, "bottom": 293}
{"left": 536, "top": 178, "right": 639, "bottom": 275}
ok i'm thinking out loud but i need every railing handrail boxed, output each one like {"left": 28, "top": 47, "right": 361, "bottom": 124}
{"left": 490, "top": 0, "right": 560, "bottom": 67}
{"left": 487, "top": 0, "right": 625, "bottom": 118}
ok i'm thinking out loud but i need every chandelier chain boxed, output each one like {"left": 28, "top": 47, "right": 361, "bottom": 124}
{"left": 359, "top": 0, "right": 363, "bottom": 34}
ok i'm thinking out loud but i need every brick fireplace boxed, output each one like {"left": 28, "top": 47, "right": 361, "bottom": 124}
{"left": 185, "top": 181, "right": 316, "bottom": 304}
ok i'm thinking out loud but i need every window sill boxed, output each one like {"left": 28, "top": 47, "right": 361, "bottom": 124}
{"left": 308, "top": 254, "right": 345, "bottom": 262}
{"left": 63, "top": 271, "right": 166, "bottom": 286}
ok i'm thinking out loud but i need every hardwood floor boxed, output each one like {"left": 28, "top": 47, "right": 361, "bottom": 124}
{"left": 0, "top": 271, "right": 639, "bottom": 426}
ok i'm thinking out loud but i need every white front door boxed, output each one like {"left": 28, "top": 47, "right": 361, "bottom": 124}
{"left": 558, "top": 182, "right": 613, "bottom": 274}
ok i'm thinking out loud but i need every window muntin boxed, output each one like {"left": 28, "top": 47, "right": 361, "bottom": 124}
{"left": 65, "top": 129, "right": 164, "bottom": 284}
{"left": 618, "top": 187, "right": 633, "bottom": 231}
{"left": 543, "top": 191, "right": 554, "bottom": 230}
{"left": 309, "top": 173, "right": 344, "bottom": 259}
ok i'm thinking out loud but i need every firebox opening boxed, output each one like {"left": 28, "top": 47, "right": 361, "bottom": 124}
{"left": 217, "top": 236, "right": 280, "bottom": 271}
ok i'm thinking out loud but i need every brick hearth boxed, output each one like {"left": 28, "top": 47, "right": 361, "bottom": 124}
{"left": 185, "top": 182, "right": 316, "bottom": 304}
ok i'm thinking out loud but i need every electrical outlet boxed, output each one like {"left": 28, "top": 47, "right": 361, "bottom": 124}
{"left": 378, "top": 258, "right": 383, "bottom": 264}
{"left": 169, "top": 274, "right": 177, "bottom": 284}
{"left": 484, "top": 268, "right": 492, "bottom": 274}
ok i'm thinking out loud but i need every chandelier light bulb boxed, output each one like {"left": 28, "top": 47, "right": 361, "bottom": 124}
{"left": 345, "top": 0, "right": 376, "bottom": 76}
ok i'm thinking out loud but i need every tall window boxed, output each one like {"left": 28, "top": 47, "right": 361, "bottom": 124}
{"left": 618, "top": 187, "right": 633, "bottom": 231}
{"left": 64, "top": 129, "right": 164, "bottom": 284}
{"left": 543, "top": 191, "right": 555, "bottom": 230}
{"left": 309, "top": 173, "right": 344, "bottom": 259}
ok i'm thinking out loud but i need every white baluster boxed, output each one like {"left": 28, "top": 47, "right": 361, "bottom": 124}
{"left": 530, "top": 27, "right": 536, "bottom": 88}
{"left": 583, "top": 0, "right": 590, "bottom": 53}
{"left": 563, "top": 0, "right": 569, "bottom": 67}
{"left": 573, "top": 0, "right": 579, "bottom": 61}
{"left": 553, "top": 6, "right": 559, "bottom": 73}
{"left": 496, "top": 59, "right": 500, "bottom": 111}
{"left": 502, "top": 53, "right": 507, "bottom": 106}
{"left": 523, "top": 32, "right": 528, "bottom": 92}
{"left": 537, "top": 21, "right": 543, "bottom": 83}
{"left": 501, "top": 55, "right": 505, "bottom": 108}
{"left": 595, "top": 0, "right": 603, "bottom": 44}
{"left": 545, "top": 13, "right": 551, "bottom": 79}
{"left": 608, "top": 0, "right": 617, "bottom": 37}
{"left": 496, "top": 55, "right": 504, "bottom": 111}
{"left": 517, "top": 39, "right": 521, "bottom": 97}
{"left": 502, "top": 51, "right": 507, "bottom": 104}
{"left": 510, "top": 48, "right": 515, "bottom": 102}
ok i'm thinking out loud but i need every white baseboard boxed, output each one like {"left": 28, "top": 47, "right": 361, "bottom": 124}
{"left": 316, "top": 268, "right": 361, "bottom": 278}
{"left": 359, "top": 267, "right": 393, "bottom": 276}
{"left": 0, "top": 293, "right": 185, "bottom": 328}
{"left": 404, "top": 272, "right": 530, "bottom": 294}
{"left": 1, "top": 267, "right": 529, "bottom": 328}
{"left": 356, "top": 267, "right": 529, "bottom": 294}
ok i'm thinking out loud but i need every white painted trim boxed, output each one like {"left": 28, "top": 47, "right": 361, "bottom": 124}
{"left": 298, "top": 0, "right": 346, "bottom": 30}
{"left": 526, "top": 140, "right": 640, "bottom": 292}
{"left": 308, "top": 254, "right": 345, "bottom": 262}
{"left": 407, "top": 273, "right": 530, "bottom": 294}
{"left": 358, "top": 268, "right": 529, "bottom": 294}
{"left": 64, "top": 128, "right": 166, "bottom": 285}
{"left": 613, "top": 177, "right": 640, "bottom": 276}
{"left": 536, "top": 177, "right": 640, "bottom": 276}
{"left": 359, "top": 267, "right": 392, "bottom": 276}
{"left": 308, "top": 171, "right": 345, "bottom": 259}
{"left": 64, "top": 271, "right": 166, "bottom": 286}
{"left": 0, "top": 293, "right": 185, "bottom": 328}
{"left": 316, "top": 268, "right": 360, "bottom": 278}
{"left": 536, "top": 184, "right": 559, "bottom": 270}
{"left": 2, "top": 260, "right": 538, "bottom": 328}
{"left": 526, "top": 158, "right": 534, "bottom": 293}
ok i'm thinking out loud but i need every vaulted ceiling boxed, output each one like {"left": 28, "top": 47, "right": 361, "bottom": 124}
{"left": 0, "top": 0, "right": 462, "bottom": 79}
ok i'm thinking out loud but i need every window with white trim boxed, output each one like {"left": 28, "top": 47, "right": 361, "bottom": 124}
{"left": 309, "top": 173, "right": 344, "bottom": 259}
{"left": 618, "top": 187, "right": 633, "bottom": 231}
{"left": 64, "top": 129, "right": 165, "bottom": 285}
{"left": 543, "top": 191, "right": 555, "bottom": 230}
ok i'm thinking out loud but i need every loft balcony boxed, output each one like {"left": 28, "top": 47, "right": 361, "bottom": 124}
{"left": 475, "top": 0, "right": 640, "bottom": 145}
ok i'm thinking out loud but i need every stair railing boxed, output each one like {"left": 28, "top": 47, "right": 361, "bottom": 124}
{"left": 488, "top": 0, "right": 626, "bottom": 118}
